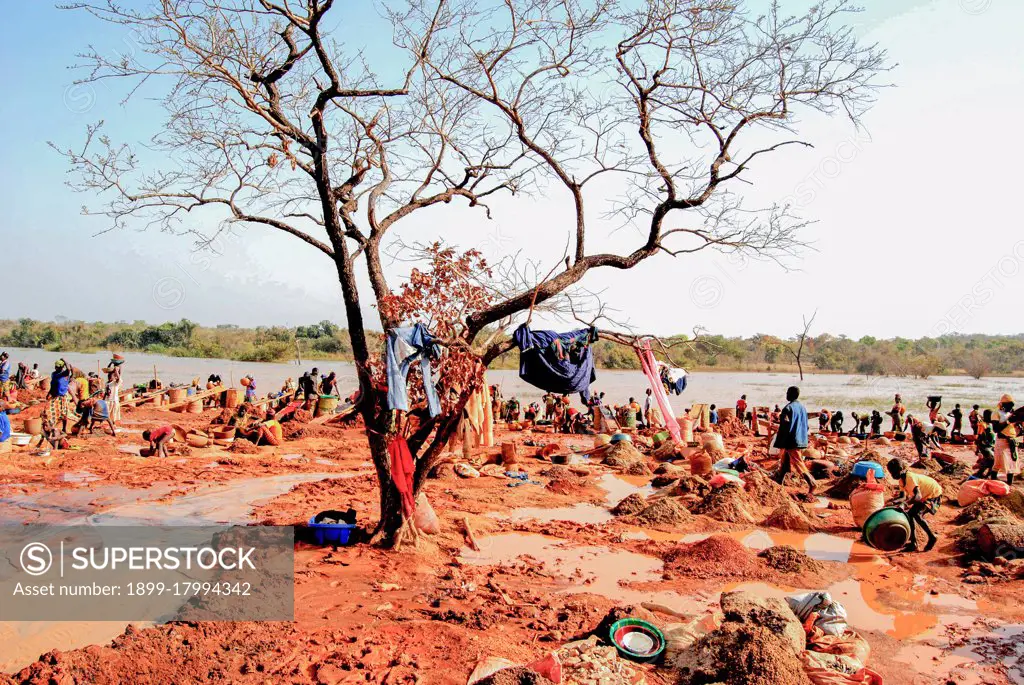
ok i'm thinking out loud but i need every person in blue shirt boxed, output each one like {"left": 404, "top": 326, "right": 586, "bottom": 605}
{"left": 0, "top": 352, "right": 11, "bottom": 400}
{"left": 0, "top": 400, "right": 12, "bottom": 453}
{"left": 46, "top": 359, "right": 76, "bottom": 434}
{"left": 709, "top": 404, "right": 719, "bottom": 425}
{"left": 772, "top": 386, "right": 814, "bottom": 496}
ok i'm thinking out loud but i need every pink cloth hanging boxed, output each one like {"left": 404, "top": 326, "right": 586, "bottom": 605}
{"left": 636, "top": 341, "right": 682, "bottom": 445}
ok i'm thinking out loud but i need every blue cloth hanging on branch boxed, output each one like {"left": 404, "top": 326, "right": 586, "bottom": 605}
{"left": 386, "top": 323, "right": 442, "bottom": 417}
{"left": 511, "top": 324, "right": 598, "bottom": 402}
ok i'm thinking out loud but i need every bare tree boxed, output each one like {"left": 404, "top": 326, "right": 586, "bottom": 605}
{"left": 783, "top": 310, "right": 817, "bottom": 381}
{"left": 56, "top": 0, "right": 888, "bottom": 545}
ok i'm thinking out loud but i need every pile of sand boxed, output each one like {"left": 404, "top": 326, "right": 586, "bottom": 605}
{"left": 473, "top": 668, "right": 554, "bottom": 685}
{"left": 825, "top": 474, "right": 873, "bottom": 500}
{"left": 761, "top": 499, "right": 816, "bottom": 532}
{"left": 744, "top": 470, "right": 789, "bottom": 510}
{"left": 428, "top": 462, "right": 458, "bottom": 480}
{"left": 546, "top": 478, "right": 587, "bottom": 495}
{"left": 650, "top": 473, "right": 680, "bottom": 488}
{"left": 663, "top": 534, "right": 762, "bottom": 579}
{"left": 954, "top": 497, "right": 1013, "bottom": 525}
{"left": 675, "top": 625, "right": 812, "bottom": 685}
{"left": 622, "top": 460, "right": 652, "bottom": 476}
{"left": 652, "top": 441, "right": 681, "bottom": 461}
{"left": 1001, "top": 490, "right": 1024, "bottom": 518}
{"left": 758, "top": 546, "right": 825, "bottom": 574}
{"left": 692, "top": 484, "right": 758, "bottom": 523}
{"left": 667, "top": 473, "right": 711, "bottom": 498}
{"left": 631, "top": 497, "right": 692, "bottom": 526}
{"left": 704, "top": 445, "right": 729, "bottom": 462}
{"left": 602, "top": 441, "right": 646, "bottom": 469}
{"left": 611, "top": 493, "right": 647, "bottom": 516}
{"left": 229, "top": 439, "right": 260, "bottom": 454}
{"left": 539, "top": 464, "right": 588, "bottom": 479}
{"left": 292, "top": 408, "right": 313, "bottom": 423}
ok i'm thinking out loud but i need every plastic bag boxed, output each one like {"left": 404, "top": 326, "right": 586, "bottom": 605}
{"left": 787, "top": 592, "right": 849, "bottom": 637}
{"left": 414, "top": 492, "right": 440, "bottom": 534}
{"left": 455, "top": 463, "right": 480, "bottom": 478}
{"left": 708, "top": 472, "right": 744, "bottom": 489}
{"left": 467, "top": 657, "right": 517, "bottom": 684}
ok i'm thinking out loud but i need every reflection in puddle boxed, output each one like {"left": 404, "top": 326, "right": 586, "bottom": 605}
{"left": 492, "top": 474, "right": 653, "bottom": 525}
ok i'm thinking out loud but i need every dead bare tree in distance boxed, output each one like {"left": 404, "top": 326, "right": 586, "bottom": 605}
{"left": 784, "top": 310, "right": 818, "bottom": 381}
{"left": 56, "top": 0, "right": 889, "bottom": 545}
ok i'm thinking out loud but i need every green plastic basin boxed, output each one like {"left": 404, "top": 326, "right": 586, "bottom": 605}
{"left": 863, "top": 506, "right": 911, "bottom": 551}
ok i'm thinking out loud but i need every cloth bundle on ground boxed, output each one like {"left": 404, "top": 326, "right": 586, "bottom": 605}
{"left": 787, "top": 592, "right": 849, "bottom": 637}
{"left": 957, "top": 478, "right": 1011, "bottom": 507}
{"left": 657, "top": 362, "right": 688, "bottom": 395}
{"left": 386, "top": 323, "right": 442, "bottom": 417}
{"left": 511, "top": 324, "right": 598, "bottom": 402}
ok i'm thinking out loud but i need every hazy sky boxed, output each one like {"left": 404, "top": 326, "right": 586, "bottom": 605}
{"left": 2, "top": 0, "right": 1021, "bottom": 339}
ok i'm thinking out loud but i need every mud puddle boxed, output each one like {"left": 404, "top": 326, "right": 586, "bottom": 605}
{"left": 490, "top": 474, "right": 653, "bottom": 525}
{"left": 89, "top": 472, "right": 346, "bottom": 525}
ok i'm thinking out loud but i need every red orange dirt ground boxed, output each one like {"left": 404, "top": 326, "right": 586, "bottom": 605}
{"left": 0, "top": 390, "right": 1022, "bottom": 684}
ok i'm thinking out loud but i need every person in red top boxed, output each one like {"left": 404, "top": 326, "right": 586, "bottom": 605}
{"left": 736, "top": 395, "right": 748, "bottom": 420}
{"left": 142, "top": 425, "right": 174, "bottom": 458}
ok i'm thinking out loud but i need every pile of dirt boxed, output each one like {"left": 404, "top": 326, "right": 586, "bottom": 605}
{"left": 941, "top": 460, "right": 972, "bottom": 478}
{"left": 611, "top": 493, "right": 647, "bottom": 516}
{"left": 743, "top": 470, "right": 788, "bottom": 510}
{"left": 761, "top": 499, "right": 816, "bottom": 532}
{"left": 622, "top": 460, "right": 652, "bottom": 476}
{"left": 546, "top": 478, "right": 587, "bottom": 495}
{"left": 652, "top": 441, "right": 681, "bottom": 461}
{"left": 539, "top": 464, "right": 588, "bottom": 479}
{"left": 674, "top": 611, "right": 811, "bottom": 685}
{"left": 631, "top": 497, "right": 692, "bottom": 526}
{"left": 911, "top": 456, "right": 942, "bottom": 471}
{"left": 663, "top": 534, "right": 762, "bottom": 579}
{"left": 758, "top": 546, "right": 825, "bottom": 574}
{"left": 1001, "top": 490, "right": 1024, "bottom": 518}
{"left": 602, "top": 441, "right": 646, "bottom": 469}
{"left": 229, "top": 439, "right": 260, "bottom": 454}
{"left": 651, "top": 473, "right": 681, "bottom": 488}
{"left": 291, "top": 408, "right": 313, "bottom": 423}
{"left": 691, "top": 484, "right": 758, "bottom": 523}
{"left": 955, "top": 497, "right": 1014, "bottom": 525}
{"left": 428, "top": 462, "right": 458, "bottom": 480}
{"left": 474, "top": 667, "right": 554, "bottom": 685}
{"left": 704, "top": 445, "right": 729, "bottom": 463}
{"left": 667, "top": 473, "right": 710, "bottom": 498}
{"left": 824, "top": 474, "right": 865, "bottom": 500}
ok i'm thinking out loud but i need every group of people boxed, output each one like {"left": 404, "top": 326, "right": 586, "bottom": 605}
{"left": 491, "top": 386, "right": 668, "bottom": 436}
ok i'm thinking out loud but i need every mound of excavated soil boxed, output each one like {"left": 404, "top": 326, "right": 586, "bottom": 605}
{"left": 1001, "top": 490, "right": 1024, "bottom": 519}
{"left": 668, "top": 473, "right": 710, "bottom": 498}
{"left": 955, "top": 497, "right": 1014, "bottom": 525}
{"left": 692, "top": 484, "right": 758, "bottom": 523}
{"left": 474, "top": 667, "right": 554, "bottom": 685}
{"left": 651, "top": 474, "right": 680, "bottom": 488}
{"left": 546, "top": 478, "right": 588, "bottom": 495}
{"left": 622, "top": 460, "right": 652, "bottom": 476}
{"left": 825, "top": 474, "right": 868, "bottom": 500}
{"left": 229, "top": 439, "right": 260, "bottom": 454}
{"left": 758, "top": 545, "right": 825, "bottom": 574}
{"left": 632, "top": 497, "right": 692, "bottom": 526}
{"left": 428, "top": 462, "right": 458, "bottom": 480}
{"left": 761, "top": 499, "right": 816, "bottom": 532}
{"left": 540, "top": 464, "right": 588, "bottom": 479}
{"left": 602, "top": 441, "right": 646, "bottom": 469}
{"left": 675, "top": 625, "right": 813, "bottom": 685}
{"left": 663, "top": 534, "right": 762, "bottom": 579}
{"left": 743, "top": 470, "right": 788, "bottom": 510}
{"left": 611, "top": 493, "right": 647, "bottom": 516}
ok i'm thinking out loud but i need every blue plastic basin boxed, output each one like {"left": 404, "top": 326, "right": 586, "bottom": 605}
{"left": 308, "top": 517, "right": 357, "bottom": 546}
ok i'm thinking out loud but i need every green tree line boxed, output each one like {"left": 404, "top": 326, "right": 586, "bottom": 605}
{"left": 2, "top": 318, "right": 1022, "bottom": 378}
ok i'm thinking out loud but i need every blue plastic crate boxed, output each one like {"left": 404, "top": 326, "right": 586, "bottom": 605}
{"left": 308, "top": 517, "right": 357, "bottom": 546}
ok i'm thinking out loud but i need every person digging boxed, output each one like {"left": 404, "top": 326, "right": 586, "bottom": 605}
{"left": 772, "top": 385, "right": 816, "bottom": 498}
{"left": 887, "top": 458, "right": 940, "bottom": 553}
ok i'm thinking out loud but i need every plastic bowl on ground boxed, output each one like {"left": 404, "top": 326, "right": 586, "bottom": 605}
{"left": 308, "top": 517, "right": 357, "bottom": 546}
{"left": 852, "top": 461, "right": 884, "bottom": 479}
{"left": 609, "top": 618, "right": 665, "bottom": 663}
{"left": 863, "top": 507, "right": 911, "bottom": 551}
{"left": 11, "top": 433, "right": 32, "bottom": 447}
{"left": 610, "top": 433, "right": 632, "bottom": 444}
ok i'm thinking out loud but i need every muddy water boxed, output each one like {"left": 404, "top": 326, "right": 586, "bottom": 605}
{"left": 0, "top": 472, "right": 346, "bottom": 673}
{"left": 490, "top": 473, "right": 653, "bottom": 525}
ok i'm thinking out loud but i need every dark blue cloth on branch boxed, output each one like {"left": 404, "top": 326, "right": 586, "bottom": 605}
{"left": 511, "top": 324, "right": 598, "bottom": 402}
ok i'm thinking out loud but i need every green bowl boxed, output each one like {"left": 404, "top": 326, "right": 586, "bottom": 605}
{"left": 863, "top": 506, "right": 911, "bottom": 551}
{"left": 609, "top": 618, "right": 666, "bottom": 663}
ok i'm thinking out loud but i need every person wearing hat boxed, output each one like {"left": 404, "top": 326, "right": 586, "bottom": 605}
{"left": 103, "top": 355, "right": 125, "bottom": 423}
{"left": 993, "top": 394, "right": 1020, "bottom": 485}
{"left": 46, "top": 359, "right": 76, "bottom": 434}
{"left": 887, "top": 458, "right": 940, "bottom": 552}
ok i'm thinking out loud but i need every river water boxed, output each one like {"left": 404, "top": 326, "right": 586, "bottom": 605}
{"left": 6, "top": 347, "right": 1019, "bottom": 417}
